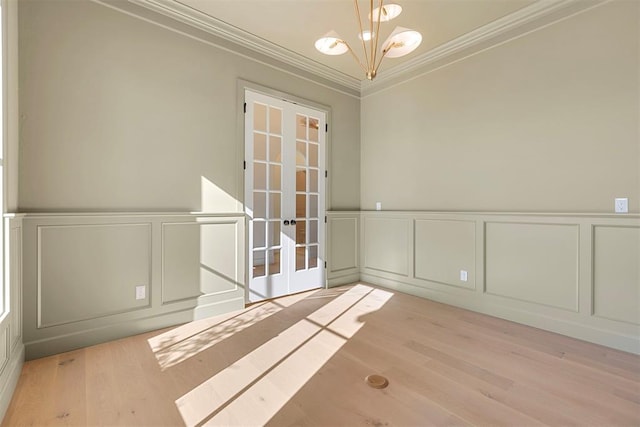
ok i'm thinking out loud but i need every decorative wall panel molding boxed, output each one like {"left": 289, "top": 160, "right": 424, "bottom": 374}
{"left": 37, "top": 223, "right": 153, "bottom": 328}
{"left": 485, "top": 222, "right": 579, "bottom": 312}
{"left": 357, "top": 211, "right": 640, "bottom": 354}
{"left": 328, "top": 216, "right": 358, "bottom": 272}
{"left": 363, "top": 216, "right": 411, "bottom": 276}
{"left": 593, "top": 225, "right": 640, "bottom": 325}
{"left": 327, "top": 213, "right": 360, "bottom": 287}
{"left": 0, "top": 215, "right": 25, "bottom": 421}
{"left": 161, "top": 221, "right": 241, "bottom": 304}
{"left": 16, "top": 209, "right": 640, "bottom": 361}
{"left": 9, "top": 223, "right": 21, "bottom": 351}
{"left": 414, "top": 219, "right": 476, "bottom": 290}
{"left": 22, "top": 213, "right": 245, "bottom": 360}
{"left": 0, "top": 328, "right": 8, "bottom": 373}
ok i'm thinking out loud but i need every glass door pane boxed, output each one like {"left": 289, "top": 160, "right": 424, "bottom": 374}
{"left": 246, "top": 90, "right": 325, "bottom": 302}
{"left": 294, "top": 113, "right": 321, "bottom": 274}
{"left": 247, "top": 96, "right": 285, "bottom": 295}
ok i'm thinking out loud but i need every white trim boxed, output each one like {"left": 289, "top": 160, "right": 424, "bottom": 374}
{"left": 0, "top": 343, "right": 23, "bottom": 422}
{"left": 128, "top": 0, "right": 361, "bottom": 92}
{"left": 362, "top": 273, "right": 640, "bottom": 355}
{"left": 327, "top": 273, "right": 360, "bottom": 288}
{"left": 93, "top": 0, "right": 359, "bottom": 98}
{"left": 16, "top": 211, "right": 244, "bottom": 218}
{"left": 128, "top": 0, "right": 606, "bottom": 97}
{"left": 361, "top": 0, "right": 607, "bottom": 92}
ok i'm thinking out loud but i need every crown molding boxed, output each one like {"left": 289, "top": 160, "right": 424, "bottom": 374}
{"left": 361, "top": 0, "right": 607, "bottom": 94}
{"left": 129, "top": 0, "right": 606, "bottom": 98}
{"left": 128, "top": 0, "right": 361, "bottom": 92}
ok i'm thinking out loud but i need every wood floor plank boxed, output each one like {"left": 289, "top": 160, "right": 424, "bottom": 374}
{"left": 374, "top": 319, "right": 640, "bottom": 425}
{"left": 50, "top": 350, "right": 87, "bottom": 426}
{"left": 3, "top": 284, "right": 640, "bottom": 427}
{"left": 379, "top": 305, "right": 640, "bottom": 395}
{"left": 269, "top": 349, "right": 472, "bottom": 427}
{"left": 457, "top": 311, "right": 640, "bottom": 382}
{"left": 3, "top": 355, "right": 59, "bottom": 426}
{"left": 84, "top": 341, "right": 125, "bottom": 426}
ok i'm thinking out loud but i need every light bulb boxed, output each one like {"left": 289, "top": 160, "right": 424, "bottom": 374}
{"left": 358, "top": 30, "right": 375, "bottom": 41}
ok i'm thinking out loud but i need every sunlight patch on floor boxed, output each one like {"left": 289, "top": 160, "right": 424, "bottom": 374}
{"left": 175, "top": 284, "right": 393, "bottom": 426}
{"left": 148, "top": 291, "right": 312, "bottom": 370}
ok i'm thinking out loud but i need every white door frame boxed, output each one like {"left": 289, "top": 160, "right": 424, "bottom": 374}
{"left": 242, "top": 85, "right": 329, "bottom": 303}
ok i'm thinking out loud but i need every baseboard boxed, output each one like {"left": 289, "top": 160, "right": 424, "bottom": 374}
{"left": 327, "top": 273, "right": 360, "bottom": 288}
{"left": 192, "top": 296, "right": 245, "bottom": 321}
{"left": 24, "top": 297, "right": 244, "bottom": 360}
{"left": 361, "top": 273, "right": 640, "bottom": 355}
{"left": 21, "top": 212, "right": 246, "bottom": 360}
{"left": 0, "top": 343, "right": 24, "bottom": 423}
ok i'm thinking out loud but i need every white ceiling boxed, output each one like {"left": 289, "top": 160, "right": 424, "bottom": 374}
{"left": 175, "top": 0, "right": 536, "bottom": 82}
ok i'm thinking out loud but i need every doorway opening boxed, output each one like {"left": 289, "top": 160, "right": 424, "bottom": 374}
{"left": 244, "top": 89, "right": 326, "bottom": 303}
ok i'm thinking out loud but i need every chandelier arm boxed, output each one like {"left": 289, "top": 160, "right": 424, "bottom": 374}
{"left": 342, "top": 41, "right": 369, "bottom": 74}
{"left": 369, "top": 0, "right": 374, "bottom": 71}
{"left": 372, "top": 43, "right": 393, "bottom": 76}
{"left": 354, "top": 0, "right": 371, "bottom": 74}
{"left": 371, "top": 0, "right": 383, "bottom": 73}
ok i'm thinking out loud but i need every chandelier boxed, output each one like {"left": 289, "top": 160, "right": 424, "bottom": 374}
{"left": 314, "top": 1, "right": 422, "bottom": 81}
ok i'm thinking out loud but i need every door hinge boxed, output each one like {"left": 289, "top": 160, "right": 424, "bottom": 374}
{"left": 244, "top": 102, "right": 247, "bottom": 113}
{"left": 324, "top": 216, "right": 327, "bottom": 223}
{"left": 243, "top": 160, "right": 246, "bottom": 170}
{"left": 325, "top": 123, "right": 328, "bottom": 132}
{"left": 325, "top": 261, "right": 327, "bottom": 269}
{"left": 325, "top": 170, "right": 328, "bottom": 178}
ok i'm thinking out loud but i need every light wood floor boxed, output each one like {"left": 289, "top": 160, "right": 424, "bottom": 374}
{"left": 3, "top": 283, "right": 640, "bottom": 426}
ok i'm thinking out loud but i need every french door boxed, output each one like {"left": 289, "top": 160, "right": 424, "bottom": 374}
{"left": 245, "top": 90, "right": 326, "bottom": 303}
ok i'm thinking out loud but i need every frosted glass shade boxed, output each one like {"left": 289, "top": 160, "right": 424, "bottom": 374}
{"left": 369, "top": 3, "right": 402, "bottom": 22}
{"left": 315, "top": 31, "right": 348, "bottom": 55}
{"left": 382, "top": 26, "right": 422, "bottom": 58}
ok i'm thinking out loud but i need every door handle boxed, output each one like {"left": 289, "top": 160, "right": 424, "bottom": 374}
{"left": 291, "top": 219, "right": 297, "bottom": 225}
{"left": 283, "top": 220, "right": 290, "bottom": 226}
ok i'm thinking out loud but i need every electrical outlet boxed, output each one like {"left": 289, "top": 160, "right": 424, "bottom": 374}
{"left": 615, "top": 198, "right": 628, "bottom": 213}
{"left": 375, "top": 202, "right": 382, "bottom": 211}
{"left": 135, "top": 285, "right": 146, "bottom": 300}
{"left": 460, "top": 270, "right": 468, "bottom": 282}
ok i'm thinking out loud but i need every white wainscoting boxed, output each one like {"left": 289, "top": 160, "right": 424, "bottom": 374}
{"left": 161, "top": 221, "right": 241, "bottom": 304}
{"left": 353, "top": 211, "right": 640, "bottom": 354}
{"left": 327, "top": 212, "right": 360, "bottom": 287}
{"left": 0, "top": 215, "right": 25, "bottom": 419}
{"left": 414, "top": 219, "right": 476, "bottom": 290}
{"left": 37, "top": 223, "right": 153, "bottom": 328}
{"left": 22, "top": 213, "right": 245, "bottom": 360}
{"left": 363, "top": 216, "right": 412, "bottom": 276}
{"left": 592, "top": 225, "right": 640, "bottom": 325}
{"left": 485, "top": 222, "right": 579, "bottom": 312}
{"left": 14, "top": 210, "right": 640, "bottom": 361}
